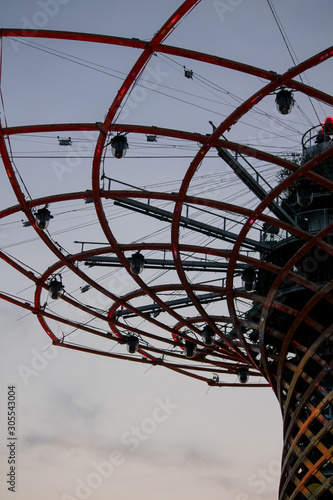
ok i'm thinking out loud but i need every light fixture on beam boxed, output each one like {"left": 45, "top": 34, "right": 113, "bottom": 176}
{"left": 201, "top": 325, "right": 215, "bottom": 346}
{"left": 275, "top": 87, "right": 294, "bottom": 115}
{"left": 184, "top": 339, "right": 197, "bottom": 358}
{"left": 129, "top": 252, "right": 145, "bottom": 275}
{"left": 127, "top": 335, "right": 139, "bottom": 354}
{"left": 241, "top": 267, "right": 256, "bottom": 292}
{"left": 48, "top": 275, "right": 64, "bottom": 300}
{"left": 111, "top": 134, "right": 128, "bottom": 158}
{"left": 238, "top": 367, "right": 249, "bottom": 384}
{"left": 35, "top": 206, "right": 53, "bottom": 230}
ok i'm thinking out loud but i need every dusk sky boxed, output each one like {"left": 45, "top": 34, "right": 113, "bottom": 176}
{"left": 0, "top": 1, "right": 332, "bottom": 499}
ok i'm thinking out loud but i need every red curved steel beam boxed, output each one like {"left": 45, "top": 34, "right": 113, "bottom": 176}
{"left": 169, "top": 49, "right": 333, "bottom": 385}
{"left": 1, "top": 228, "right": 300, "bottom": 378}
{"left": 1, "top": 9, "right": 332, "bottom": 387}
{"left": 30, "top": 242, "right": 249, "bottom": 360}
{"left": 229, "top": 142, "right": 333, "bottom": 395}
{"left": 253, "top": 145, "right": 333, "bottom": 394}
{"left": 88, "top": 0, "right": 268, "bottom": 367}
{"left": 2, "top": 115, "right": 218, "bottom": 351}
{"left": 0, "top": 169, "right": 330, "bottom": 370}
{"left": 1, "top": 10, "right": 332, "bottom": 499}
{"left": 2, "top": 29, "right": 332, "bottom": 106}
{"left": 5, "top": 121, "right": 333, "bottom": 194}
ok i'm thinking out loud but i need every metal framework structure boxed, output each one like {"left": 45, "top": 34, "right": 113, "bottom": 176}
{"left": 0, "top": 1, "right": 333, "bottom": 498}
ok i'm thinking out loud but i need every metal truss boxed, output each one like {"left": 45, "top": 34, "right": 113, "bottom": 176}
{"left": 1, "top": 1, "right": 333, "bottom": 497}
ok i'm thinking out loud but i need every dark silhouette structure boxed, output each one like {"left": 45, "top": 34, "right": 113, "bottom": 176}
{"left": 0, "top": 2, "right": 332, "bottom": 498}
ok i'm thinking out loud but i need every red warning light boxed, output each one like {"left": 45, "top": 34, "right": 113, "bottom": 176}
{"left": 323, "top": 116, "right": 333, "bottom": 135}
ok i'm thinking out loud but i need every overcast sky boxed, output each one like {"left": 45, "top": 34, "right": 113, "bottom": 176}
{"left": 0, "top": 1, "right": 332, "bottom": 499}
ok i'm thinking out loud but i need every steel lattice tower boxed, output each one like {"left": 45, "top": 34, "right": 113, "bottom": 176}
{"left": 0, "top": 2, "right": 332, "bottom": 498}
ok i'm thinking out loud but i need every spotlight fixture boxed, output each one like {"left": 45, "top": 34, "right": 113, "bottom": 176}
{"left": 201, "top": 325, "right": 215, "bottom": 346}
{"left": 275, "top": 87, "right": 294, "bottom": 115}
{"left": 127, "top": 335, "right": 139, "bottom": 354}
{"left": 238, "top": 367, "right": 249, "bottom": 384}
{"left": 241, "top": 267, "right": 256, "bottom": 292}
{"left": 111, "top": 134, "right": 128, "bottom": 158}
{"left": 184, "top": 339, "right": 197, "bottom": 358}
{"left": 129, "top": 252, "right": 145, "bottom": 275}
{"left": 35, "top": 206, "right": 53, "bottom": 230}
{"left": 48, "top": 275, "right": 64, "bottom": 300}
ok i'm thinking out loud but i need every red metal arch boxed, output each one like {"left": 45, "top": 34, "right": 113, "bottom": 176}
{"left": 1, "top": 3, "right": 332, "bottom": 498}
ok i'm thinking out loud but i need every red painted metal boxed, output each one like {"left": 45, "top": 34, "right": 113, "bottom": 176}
{"left": 1, "top": 5, "right": 333, "bottom": 497}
